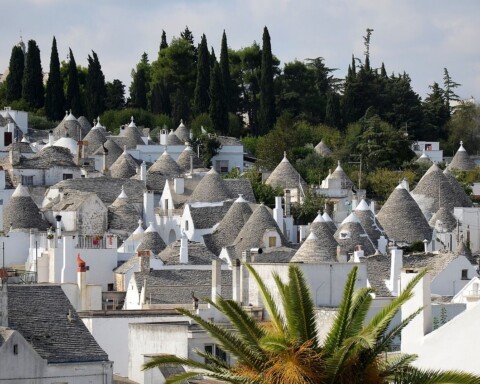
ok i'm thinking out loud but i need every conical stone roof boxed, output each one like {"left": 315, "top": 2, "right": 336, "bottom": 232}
{"left": 266, "top": 152, "right": 307, "bottom": 190}
{"left": 137, "top": 223, "right": 166, "bottom": 255}
{"left": 291, "top": 232, "right": 337, "bottom": 263}
{"left": 443, "top": 168, "right": 473, "bottom": 208}
{"left": 322, "top": 212, "right": 337, "bottom": 233}
{"left": 53, "top": 112, "right": 83, "bottom": 141}
{"left": 203, "top": 195, "right": 253, "bottom": 255}
{"left": 189, "top": 168, "right": 230, "bottom": 203}
{"left": 310, "top": 212, "right": 335, "bottom": 236}
{"left": 429, "top": 207, "right": 457, "bottom": 233}
{"left": 77, "top": 116, "right": 92, "bottom": 137}
{"left": 334, "top": 213, "right": 376, "bottom": 256}
{"left": 148, "top": 150, "right": 183, "bottom": 176}
{"left": 330, "top": 161, "right": 354, "bottom": 189}
{"left": 167, "top": 130, "right": 184, "bottom": 145}
{"left": 233, "top": 204, "right": 289, "bottom": 256}
{"left": 176, "top": 146, "right": 205, "bottom": 171}
{"left": 314, "top": 139, "right": 333, "bottom": 157}
{"left": 4, "top": 184, "right": 49, "bottom": 232}
{"left": 93, "top": 139, "right": 123, "bottom": 169}
{"left": 83, "top": 126, "right": 107, "bottom": 155}
{"left": 416, "top": 151, "right": 432, "bottom": 165}
{"left": 377, "top": 184, "right": 432, "bottom": 244}
{"left": 108, "top": 187, "right": 141, "bottom": 236}
{"left": 411, "top": 163, "right": 466, "bottom": 218}
{"left": 109, "top": 150, "right": 139, "bottom": 179}
{"left": 119, "top": 117, "right": 145, "bottom": 148}
{"left": 447, "top": 141, "right": 476, "bottom": 171}
{"left": 175, "top": 120, "right": 190, "bottom": 143}
{"left": 354, "top": 199, "right": 384, "bottom": 244}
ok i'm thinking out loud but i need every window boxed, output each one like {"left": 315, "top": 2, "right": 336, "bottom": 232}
{"left": 204, "top": 344, "right": 227, "bottom": 364}
{"left": 63, "top": 173, "right": 73, "bottom": 180}
{"left": 21, "top": 175, "right": 33, "bottom": 186}
{"left": 164, "top": 199, "right": 168, "bottom": 211}
{"left": 269, "top": 236, "right": 277, "bottom": 248}
{"left": 13, "top": 344, "right": 18, "bottom": 355}
{"left": 461, "top": 269, "right": 469, "bottom": 280}
{"left": 185, "top": 220, "right": 189, "bottom": 231}
{"left": 215, "top": 160, "right": 229, "bottom": 174}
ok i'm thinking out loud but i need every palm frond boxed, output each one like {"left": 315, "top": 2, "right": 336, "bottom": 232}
{"left": 142, "top": 354, "right": 217, "bottom": 373}
{"left": 377, "top": 353, "right": 417, "bottom": 377}
{"left": 206, "top": 296, "right": 266, "bottom": 357}
{"left": 344, "top": 287, "right": 373, "bottom": 340}
{"left": 284, "top": 264, "right": 318, "bottom": 347}
{"left": 322, "top": 266, "right": 358, "bottom": 356}
{"left": 245, "top": 263, "right": 286, "bottom": 335}
{"left": 259, "top": 333, "right": 289, "bottom": 353}
{"left": 194, "top": 349, "right": 231, "bottom": 370}
{"left": 164, "top": 371, "right": 203, "bottom": 384}
{"left": 176, "top": 308, "right": 265, "bottom": 371}
{"left": 363, "top": 269, "right": 427, "bottom": 342}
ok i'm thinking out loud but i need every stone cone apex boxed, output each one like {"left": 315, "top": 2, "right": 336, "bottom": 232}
{"left": 133, "top": 219, "right": 145, "bottom": 235}
{"left": 429, "top": 207, "right": 457, "bottom": 232}
{"left": 4, "top": 183, "right": 49, "bottom": 232}
{"left": 176, "top": 146, "right": 204, "bottom": 171}
{"left": 322, "top": 211, "right": 337, "bottom": 233}
{"left": 334, "top": 212, "right": 376, "bottom": 256}
{"left": 447, "top": 140, "right": 476, "bottom": 171}
{"left": 148, "top": 149, "right": 183, "bottom": 176}
{"left": 355, "top": 199, "right": 370, "bottom": 211}
{"left": 354, "top": 199, "right": 384, "bottom": 244}
{"left": 314, "top": 139, "right": 333, "bottom": 157}
{"left": 137, "top": 222, "right": 166, "bottom": 255}
{"left": 377, "top": 182, "right": 432, "bottom": 244}
{"left": 291, "top": 231, "right": 337, "bottom": 263}
{"left": 265, "top": 152, "right": 307, "bottom": 190}
{"left": 189, "top": 168, "right": 230, "bottom": 203}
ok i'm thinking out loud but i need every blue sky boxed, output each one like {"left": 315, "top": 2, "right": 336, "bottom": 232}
{"left": 1, "top": 0, "right": 479, "bottom": 102}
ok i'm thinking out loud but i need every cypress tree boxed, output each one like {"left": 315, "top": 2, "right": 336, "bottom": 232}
{"left": 5, "top": 45, "right": 25, "bottom": 102}
{"left": 160, "top": 30, "right": 168, "bottom": 50}
{"left": 209, "top": 62, "right": 228, "bottom": 134}
{"left": 66, "top": 48, "right": 83, "bottom": 116}
{"left": 325, "top": 92, "right": 341, "bottom": 128}
{"left": 22, "top": 40, "right": 44, "bottom": 109}
{"left": 133, "top": 67, "right": 148, "bottom": 110}
{"left": 105, "top": 79, "right": 125, "bottom": 110}
{"left": 193, "top": 34, "right": 210, "bottom": 116}
{"left": 259, "top": 26, "right": 276, "bottom": 135}
{"left": 210, "top": 47, "right": 217, "bottom": 68}
{"left": 86, "top": 51, "right": 107, "bottom": 120}
{"left": 45, "top": 37, "right": 65, "bottom": 121}
{"left": 220, "top": 30, "right": 232, "bottom": 112}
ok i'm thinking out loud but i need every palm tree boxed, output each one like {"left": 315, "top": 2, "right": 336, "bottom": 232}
{"left": 143, "top": 264, "right": 480, "bottom": 384}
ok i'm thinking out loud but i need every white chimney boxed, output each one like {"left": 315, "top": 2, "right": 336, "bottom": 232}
{"left": 353, "top": 246, "right": 364, "bottom": 262}
{"left": 180, "top": 230, "right": 188, "bottom": 263}
{"left": 273, "top": 196, "right": 284, "bottom": 230}
{"left": 174, "top": 177, "right": 184, "bottom": 194}
{"left": 211, "top": 259, "right": 221, "bottom": 301}
{"left": 401, "top": 270, "right": 432, "bottom": 353}
{"left": 48, "top": 130, "right": 54, "bottom": 146}
{"left": 55, "top": 215, "right": 62, "bottom": 237}
{"left": 143, "top": 190, "right": 154, "bottom": 225}
{"left": 77, "top": 254, "right": 88, "bottom": 311}
{"left": 389, "top": 247, "right": 403, "bottom": 296}
{"left": 140, "top": 161, "right": 147, "bottom": 182}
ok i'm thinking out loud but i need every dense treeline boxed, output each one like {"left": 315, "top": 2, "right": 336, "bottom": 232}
{"left": 0, "top": 28, "right": 476, "bottom": 180}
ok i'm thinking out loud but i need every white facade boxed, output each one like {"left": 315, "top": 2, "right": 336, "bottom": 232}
{"left": 412, "top": 140, "right": 443, "bottom": 163}
{"left": 10, "top": 165, "right": 82, "bottom": 187}
{"left": 0, "top": 108, "right": 28, "bottom": 133}
{"left": 0, "top": 328, "right": 113, "bottom": 384}
{"left": 454, "top": 207, "right": 480, "bottom": 253}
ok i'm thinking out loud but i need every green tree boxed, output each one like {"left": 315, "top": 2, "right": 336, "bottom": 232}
{"left": 5, "top": 45, "right": 25, "bottom": 103}
{"left": 209, "top": 62, "right": 228, "bottom": 134}
{"left": 325, "top": 91, "right": 341, "bottom": 128}
{"left": 85, "top": 51, "right": 107, "bottom": 121}
{"left": 242, "top": 167, "right": 283, "bottom": 207}
{"left": 144, "top": 265, "right": 480, "bottom": 384}
{"left": 422, "top": 82, "right": 450, "bottom": 140}
{"left": 180, "top": 26, "right": 197, "bottom": 61}
{"left": 160, "top": 30, "right": 168, "bottom": 50}
{"left": 105, "top": 79, "right": 125, "bottom": 110}
{"left": 22, "top": 40, "right": 44, "bottom": 110}
{"left": 66, "top": 48, "right": 84, "bottom": 116}
{"left": 129, "top": 53, "right": 150, "bottom": 110}
{"left": 45, "top": 37, "right": 65, "bottom": 121}
{"left": 445, "top": 103, "right": 480, "bottom": 155}
{"left": 193, "top": 34, "right": 211, "bottom": 116}
{"left": 188, "top": 132, "right": 222, "bottom": 167}
{"left": 291, "top": 187, "right": 326, "bottom": 225}
{"left": 220, "top": 30, "right": 233, "bottom": 113}
{"left": 443, "top": 68, "right": 461, "bottom": 115}
{"left": 258, "top": 26, "right": 276, "bottom": 135}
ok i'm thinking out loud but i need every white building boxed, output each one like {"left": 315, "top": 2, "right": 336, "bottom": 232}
{"left": 411, "top": 140, "right": 443, "bottom": 163}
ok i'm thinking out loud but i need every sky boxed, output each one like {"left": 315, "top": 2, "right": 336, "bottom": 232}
{"left": 1, "top": 0, "right": 479, "bottom": 103}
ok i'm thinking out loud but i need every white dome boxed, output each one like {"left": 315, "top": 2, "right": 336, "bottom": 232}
{"left": 53, "top": 137, "right": 78, "bottom": 155}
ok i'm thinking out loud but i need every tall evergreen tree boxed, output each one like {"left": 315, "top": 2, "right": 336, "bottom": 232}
{"left": 422, "top": 82, "right": 450, "bottom": 140}
{"left": 443, "top": 67, "right": 461, "bottom": 115}
{"left": 172, "top": 88, "right": 190, "bottom": 124}
{"left": 258, "top": 26, "right": 276, "bottom": 135}
{"left": 220, "top": 30, "right": 233, "bottom": 113}
{"left": 325, "top": 91, "right": 341, "bottom": 128}
{"left": 193, "top": 34, "right": 210, "bottom": 116}
{"left": 210, "top": 47, "right": 217, "bottom": 68}
{"left": 180, "top": 26, "right": 197, "bottom": 61}
{"left": 105, "top": 79, "right": 125, "bottom": 110}
{"left": 209, "top": 61, "right": 228, "bottom": 134}
{"left": 129, "top": 53, "right": 150, "bottom": 109}
{"left": 5, "top": 45, "right": 25, "bottom": 102}
{"left": 150, "top": 81, "right": 171, "bottom": 115}
{"left": 66, "top": 48, "right": 83, "bottom": 116}
{"left": 45, "top": 37, "right": 65, "bottom": 121}
{"left": 160, "top": 30, "right": 168, "bottom": 50}
{"left": 22, "top": 40, "right": 44, "bottom": 110}
{"left": 85, "top": 51, "right": 107, "bottom": 120}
